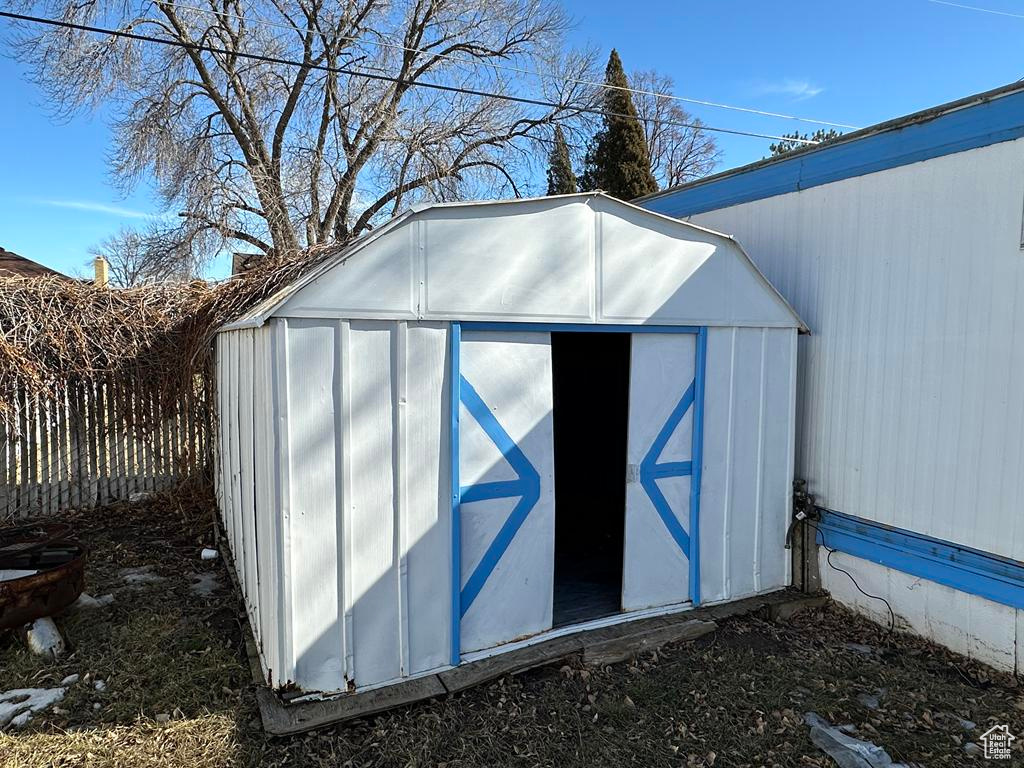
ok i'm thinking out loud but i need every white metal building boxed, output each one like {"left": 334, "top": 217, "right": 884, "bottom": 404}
{"left": 641, "top": 82, "right": 1024, "bottom": 673}
{"left": 214, "top": 192, "right": 804, "bottom": 695}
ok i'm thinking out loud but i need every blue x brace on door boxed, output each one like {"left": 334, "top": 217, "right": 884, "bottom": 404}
{"left": 450, "top": 323, "right": 707, "bottom": 666}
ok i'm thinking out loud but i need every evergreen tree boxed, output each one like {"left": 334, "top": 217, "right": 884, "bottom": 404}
{"left": 546, "top": 125, "right": 578, "bottom": 195}
{"left": 580, "top": 49, "right": 658, "bottom": 199}
{"left": 768, "top": 128, "right": 842, "bottom": 157}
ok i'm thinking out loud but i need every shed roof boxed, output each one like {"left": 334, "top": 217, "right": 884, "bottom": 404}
{"left": 639, "top": 80, "right": 1024, "bottom": 218}
{"left": 221, "top": 192, "right": 805, "bottom": 332}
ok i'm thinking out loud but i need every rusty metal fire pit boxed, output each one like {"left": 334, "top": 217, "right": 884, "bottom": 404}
{"left": 0, "top": 523, "right": 87, "bottom": 631}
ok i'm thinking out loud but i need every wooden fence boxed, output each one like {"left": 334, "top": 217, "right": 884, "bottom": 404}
{"left": 1, "top": 377, "right": 212, "bottom": 520}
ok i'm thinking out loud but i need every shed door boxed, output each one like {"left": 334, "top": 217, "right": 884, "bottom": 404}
{"left": 458, "top": 331, "right": 555, "bottom": 653}
{"left": 622, "top": 333, "right": 699, "bottom": 611}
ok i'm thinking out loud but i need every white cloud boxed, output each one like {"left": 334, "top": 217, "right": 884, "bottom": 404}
{"left": 35, "top": 199, "right": 153, "bottom": 219}
{"left": 755, "top": 78, "right": 824, "bottom": 102}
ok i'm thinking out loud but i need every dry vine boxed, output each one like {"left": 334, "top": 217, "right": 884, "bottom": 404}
{"left": 0, "top": 245, "right": 337, "bottom": 434}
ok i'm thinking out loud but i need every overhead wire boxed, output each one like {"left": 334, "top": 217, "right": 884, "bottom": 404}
{"left": 0, "top": 9, "right": 827, "bottom": 145}
{"left": 926, "top": 0, "right": 1024, "bottom": 19}
{"left": 163, "top": 0, "right": 859, "bottom": 130}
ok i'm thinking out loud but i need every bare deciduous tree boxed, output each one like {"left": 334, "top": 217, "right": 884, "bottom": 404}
{"left": 9, "top": 0, "right": 597, "bottom": 267}
{"left": 630, "top": 70, "right": 719, "bottom": 189}
{"left": 89, "top": 224, "right": 199, "bottom": 287}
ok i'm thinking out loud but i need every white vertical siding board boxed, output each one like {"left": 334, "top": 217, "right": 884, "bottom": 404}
{"left": 271, "top": 318, "right": 295, "bottom": 684}
{"left": 404, "top": 322, "right": 450, "bottom": 674}
{"left": 757, "top": 329, "right": 793, "bottom": 593}
{"left": 349, "top": 321, "right": 402, "bottom": 686}
{"left": 338, "top": 320, "right": 356, "bottom": 680}
{"left": 238, "top": 330, "right": 260, "bottom": 634}
{"left": 394, "top": 322, "right": 411, "bottom": 677}
{"left": 215, "top": 335, "right": 227, "bottom": 525}
{"left": 724, "top": 329, "right": 763, "bottom": 599}
{"left": 227, "top": 332, "right": 242, "bottom": 571}
{"left": 249, "top": 329, "right": 265, "bottom": 650}
{"left": 257, "top": 325, "right": 281, "bottom": 683}
{"left": 285, "top": 320, "right": 345, "bottom": 692}
{"left": 699, "top": 328, "right": 735, "bottom": 603}
{"left": 784, "top": 330, "right": 798, "bottom": 587}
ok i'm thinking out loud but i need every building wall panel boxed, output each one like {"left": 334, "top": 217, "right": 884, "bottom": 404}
{"left": 823, "top": 552, "right": 1021, "bottom": 673}
{"left": 688, "top": 138, "right": 1024, "bottom": 563}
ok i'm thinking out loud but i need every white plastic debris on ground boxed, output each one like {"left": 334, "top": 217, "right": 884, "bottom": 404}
{"left": 200, "top": 548, "right": 218, "bottom": 561}
{"left": 25, "top": 617, "right": 65, "bottom": 659}
{"left": 0, "top": 687, "right": 66, "bottom": 728}
{"left": 804, "top": 712, "right": 911, "bottom": 768}
{"left": 70, "top": 592, "right": 115, "bottom": 612}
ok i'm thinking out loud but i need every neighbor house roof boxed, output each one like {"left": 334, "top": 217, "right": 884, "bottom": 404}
{"left": 0, "top": 247, "right": 68, "bottom": 279}
{"left": 639, "top": 79, "right": 1024, "bottom": 218}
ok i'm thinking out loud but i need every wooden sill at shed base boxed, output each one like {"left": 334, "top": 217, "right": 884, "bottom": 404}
{"left": 246, "top": 589, "right": 827, "bottom": 735}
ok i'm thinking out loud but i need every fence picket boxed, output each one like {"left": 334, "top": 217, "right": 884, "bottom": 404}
{"left": 1, "top": 380, "right": 210, "bottom": 520}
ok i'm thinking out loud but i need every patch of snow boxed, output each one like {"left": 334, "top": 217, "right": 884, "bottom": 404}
{"left": 93, "top": 680, "right": 106, "bottom": 692}
{"left": 189, "top": 572, "right": 221, "bottom": 597}
{"left": 60, "top": 674, "right": 79, "bottom": 687}
{"left": 118, "top": 566, "right": 165, "bottom": 587}
{"left": 0, "top": 687, "right": 66, "bottom": 728}
{"left": 26, "top": 617, "right": 65, "bottom": 658}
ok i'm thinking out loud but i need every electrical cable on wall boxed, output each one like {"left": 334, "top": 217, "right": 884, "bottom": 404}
{"left": 789, "top": 480, "right": 896, "bottom": 638}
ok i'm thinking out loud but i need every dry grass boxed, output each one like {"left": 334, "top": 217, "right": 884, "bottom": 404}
{"left": 2, "top": 494, "right": 1023, "bottom": 767}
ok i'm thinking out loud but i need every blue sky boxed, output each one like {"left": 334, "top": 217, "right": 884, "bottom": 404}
{"left": 2, "top": 0, "right": 1023, "bottom": 277}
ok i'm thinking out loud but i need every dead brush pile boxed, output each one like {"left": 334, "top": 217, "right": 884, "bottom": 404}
{"left": 0, "top": 246, "right": 338, "bottom": 434}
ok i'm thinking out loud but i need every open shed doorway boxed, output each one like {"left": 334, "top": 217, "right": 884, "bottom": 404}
{"left": 551, "top": 331, "right": 631, "bottom": 628}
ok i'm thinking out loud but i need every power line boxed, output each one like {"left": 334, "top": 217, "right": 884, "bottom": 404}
{"left": 926, "top": 0, "right": 1024, "bottom": 19}
{"left": 165, "top": 0, "right": 858, "bottom": 130}
{"left": 0, "top": 9, "right": 823, "bottom": 145}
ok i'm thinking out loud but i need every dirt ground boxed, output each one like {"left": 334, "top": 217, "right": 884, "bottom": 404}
{"left": 1, "top": 493, "right": 1023, "bottom": 767}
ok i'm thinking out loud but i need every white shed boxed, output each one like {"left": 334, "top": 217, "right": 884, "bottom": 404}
{"left": 214, "top": 192, "right": 805, "bottom": 698}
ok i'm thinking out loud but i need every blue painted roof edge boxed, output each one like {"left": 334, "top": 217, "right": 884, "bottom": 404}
{"left": 639, "top": 81, "right": 1024, "bottom": 218}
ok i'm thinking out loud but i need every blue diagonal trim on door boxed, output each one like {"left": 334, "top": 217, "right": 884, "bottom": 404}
{"left": 458, "top": 375, "right": 541, "bottom": 616}
{"left": 639, "top": 379, "right": 696, "bottom": 557}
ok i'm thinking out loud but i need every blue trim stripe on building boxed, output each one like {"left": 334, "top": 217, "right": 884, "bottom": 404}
{"left": 449, "top": 322, "right": 461, "bottom": 666}
{"left": 639, "top": 380, "right": 696, "bottom": 558}
{"left": 456, "top": 376, "right": 542, "bottom": 617}
{"left": 642, "top": 87, "right": 1024, "bottom": 218}
{"left": 816, "top": 509, "right": 1024, "bottom": 611}
{"left": 460, "top": 322, "right": 701, "bottom": 335}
